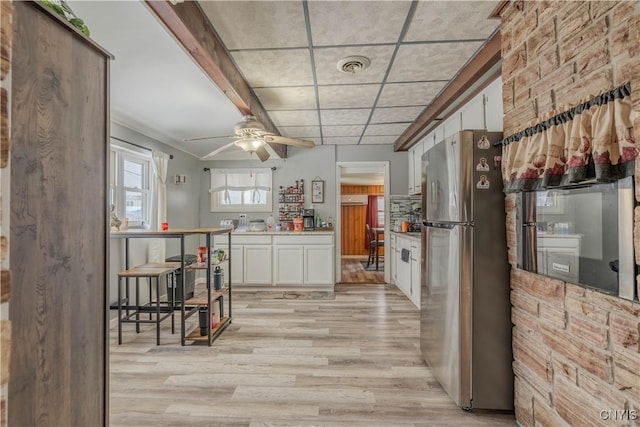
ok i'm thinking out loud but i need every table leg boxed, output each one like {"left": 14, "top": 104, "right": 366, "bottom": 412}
{"left": 135, "top": 277, "right": 140, "bottom": 333}
{"left": 156, "top": 276, "right": 161, "bottom": 345}
{"left": 118, "top": 276, "right": 122, "bottom": 345}
{"left": 376, "top": 233, "right": 379, "bottom": 271}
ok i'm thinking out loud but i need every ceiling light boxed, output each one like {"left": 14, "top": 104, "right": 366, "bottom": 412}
{"left": 234, "top": 138, "right": 265, "bottom": 153}
{"left": 337, "top": 56, "right": 371, "bottom": 74}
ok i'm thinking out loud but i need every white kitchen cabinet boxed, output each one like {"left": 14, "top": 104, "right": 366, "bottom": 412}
{"left": 460, "top": 94, "right": 486, "bottom": 130}
{"left": 243, "top": 245, "right": 272, "bottom": 284}
{"left": 390, "top": 234, "right": 397, "bottom": 284}
{"left": 443, "top": 112, "right": 462, "bottom": 138}
{"left": 393, "top": 233, "right": 421, "bottom": 309}
{"left": 537, "top": 234, "right": 581, "bottom": 283}
{"left": 413, "top": 140, "right": 423, "bottom": 195}
{"left": 273, "top": 244, "right": 304, "bottom": 284}
{"left": 408, "top": 145, "right": 416, "bottom": 194}
{"left": 484, "top": 77, "right": 503, "bottom": 131}
{"left": 304, "top": 245, "right": 334, "bottom": 285}
{"left": 410, "top": 240, "right": 421, "bottom": 308}
{"left": 408, "top": 141, "right": 424, "bottom": 195}
{"left": 213, "top": 244, "right": 243, "bottom": 285}
{"left": 274, "top": 234, "right": 335, "bottom": 286}
{"left": 215, "top": 235, "right": 272, "bottom": 285}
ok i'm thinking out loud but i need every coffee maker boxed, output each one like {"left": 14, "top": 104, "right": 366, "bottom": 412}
{"left": 302, "top": 208, "right": 315, "bottom": 230}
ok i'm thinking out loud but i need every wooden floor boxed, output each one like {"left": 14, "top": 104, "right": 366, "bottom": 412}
{"left": 340, "top": 257, "right": 385, "bottom": 283}
{"left": 109, "top": 284, "right": 515, "bottom": 426}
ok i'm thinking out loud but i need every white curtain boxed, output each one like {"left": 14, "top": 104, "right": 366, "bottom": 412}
{"left": 149, "top": 151, "right": 170, "bottom": 262}
{"left": 152, "top": 151, "right": 170, "bottom": 226}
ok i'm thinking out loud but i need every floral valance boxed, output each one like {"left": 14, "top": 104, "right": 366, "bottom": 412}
{"left": 498, "top": 83, "right": 638, "bottom": 192}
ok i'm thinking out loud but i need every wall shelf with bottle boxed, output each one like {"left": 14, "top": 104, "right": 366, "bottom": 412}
{"left": 278, "top": 179, "right": 305, "bottom": 221}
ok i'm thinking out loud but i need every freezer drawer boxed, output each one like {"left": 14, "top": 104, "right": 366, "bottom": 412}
{"left": 420, "top": 224, "right": 472, "bottom": 409}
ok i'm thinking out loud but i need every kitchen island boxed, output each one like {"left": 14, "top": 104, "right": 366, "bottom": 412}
{"left": 213, "top": 230, "right": 335, "bottom": 289}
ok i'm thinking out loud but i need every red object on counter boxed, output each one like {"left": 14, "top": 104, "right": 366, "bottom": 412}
{"left": 161, "top": 222, "right": 169, "bottom": 231}
{"left": 401, "top": 221, "right": 409, "bottom": 232}
{"left": 293, "top": 217, "right": 303, "bottom": 232}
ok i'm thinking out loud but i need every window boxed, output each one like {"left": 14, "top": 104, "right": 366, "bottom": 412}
{"left": 210, "top": 168, "right": 272, "bottom": 212}
{"left": 110, "top": 145, "right": 151, "bottom": 228}
{"left": 377, "top": 196, "right": 385, "bottom": 225}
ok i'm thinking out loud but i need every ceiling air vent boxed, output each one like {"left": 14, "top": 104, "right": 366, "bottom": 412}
{"left": 336, "top": 56, "right": 371, "bottom": 74}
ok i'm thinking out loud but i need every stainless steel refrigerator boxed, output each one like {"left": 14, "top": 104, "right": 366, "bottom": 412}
{"left": 420, "top": 130, "right": 513, "bottom": 410}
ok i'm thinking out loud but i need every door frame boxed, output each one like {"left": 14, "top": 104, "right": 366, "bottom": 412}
{"left": 335, "top": 161, "right": 390, "bottom": 284}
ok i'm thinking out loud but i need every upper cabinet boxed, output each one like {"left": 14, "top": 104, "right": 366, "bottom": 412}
{"left": 406, "top": 77, "right": 503, "bottom": 195}
{"left": 484, "top": 78, "right": 503, "bottom": 131}
{"left": 461, "top": 95, "right": 486, "bottom": 130}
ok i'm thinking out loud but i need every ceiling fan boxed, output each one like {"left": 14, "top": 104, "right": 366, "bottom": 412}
{"left": 185, "top": 115, "right": 315, "bottom": 161}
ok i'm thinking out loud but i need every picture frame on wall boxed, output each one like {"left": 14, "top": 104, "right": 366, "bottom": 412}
{"left": 312, "top": 179, "right": 324, "bottom": 203}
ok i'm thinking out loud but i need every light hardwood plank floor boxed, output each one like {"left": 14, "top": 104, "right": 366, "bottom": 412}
{"left": 340, "top": 257, "right": 385, "bottom": 283}
{"left": 110, "top": 284, "right": 515, "bottom": 426}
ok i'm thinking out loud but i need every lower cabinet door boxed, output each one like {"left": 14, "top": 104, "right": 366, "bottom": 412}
{"left": 219, "top": 245, "right": 243, "bottom": 285}
{"left": 304, "top": 245, "right": 334, "bottom": 285}
{"left": 410, "top": 246, "right": 421, "bottom": 309}
{"left": 274, "top": 245, "right": 304, "bottom": 284}
{"left": 243, "top": 245, "right": 272, "bottom": 284}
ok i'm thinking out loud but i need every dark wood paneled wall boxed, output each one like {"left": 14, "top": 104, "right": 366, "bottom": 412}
{"left": 341, "top": 185, "right": 384, "bottom": 195}
{"left": 9, "top": 3, "right": 109, "bottom": 425}
{"left": 341, "top": 205, "right": 367, "bottom": 255}
{"left": 340, "top": 185, "right": 384, "bottom": 256}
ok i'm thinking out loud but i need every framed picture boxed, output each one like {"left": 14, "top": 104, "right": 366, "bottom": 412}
{"left": 312, "top": 179, "right": 324, "bottom": 203}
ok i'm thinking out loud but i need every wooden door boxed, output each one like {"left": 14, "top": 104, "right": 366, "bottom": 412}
{"left": 341, "top": 205, "right": 367, "bottom": 255}
{"left": 10, "top": 3, "right": 110, "bottom": 425}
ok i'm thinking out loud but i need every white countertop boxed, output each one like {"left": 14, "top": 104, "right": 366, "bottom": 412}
{"left": 229, "top": 230, "right": 334, "bottom": 235}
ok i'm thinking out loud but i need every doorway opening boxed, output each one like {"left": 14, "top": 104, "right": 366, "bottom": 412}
{"left": 336, "top": 162, "right": 389, "bottom": 284}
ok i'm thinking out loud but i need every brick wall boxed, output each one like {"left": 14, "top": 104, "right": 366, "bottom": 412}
{"left": 0, "top": 1, "right": 11, "bottom": 426}
{"left": 501, "top": 1, "right": 640, "bottom": 426}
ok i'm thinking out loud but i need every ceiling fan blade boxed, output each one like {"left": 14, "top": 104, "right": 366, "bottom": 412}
{"left": 255, "top": 145, "right": 270, "bottom": 162}
{"left": 202, "top": 142, "right": 235, "bottom": 159}
{"left": 263, "top": 135, "right": 315, "bottom": 148}
{"left": 183, "top": 135, "right": 235, "bottom": 142}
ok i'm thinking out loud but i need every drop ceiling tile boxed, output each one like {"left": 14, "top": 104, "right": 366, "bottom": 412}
{"left": 308, "top": 1, "right": 411, "bottom": 46}
{"left": 314, "top": 45, "right": 395, "bottom": 85}
{"left": 322, "top": 125, "right": 365, "bottom": 137}
{"left": 404, "top": 1, "right": 500, "bottom": 42}
{"left": 321, "top": 109, "right": 371, "bottom": 125}
{"left": 364, "top": 123, "right": 411, "bottom": 136}
{"left": 360, "top": 136, "right": 398, "bottom": 145}
{"left": 318, "top": 84, "right": 380, "bottom": 109}
{"left": 278, "top": 126, "right": 321, "bottom": 138}
{"left": 199, "top": 2, "right": 307, "bottom": 49}
{"left": 322, "top": 137, "right": 361, "bottom": 145}
{"left": 231, "top": 49, "right": 313, "bottom": 87}
{"left": 377, "top": 82, "right": 446, "bottom": 107}
{"left": 387, "top": 42, "right": 483, "bottom": 82}
{"left": 254, "top": 87, "right": 317, "bottom": 110}
{"left": 370, "top": 106, "right": 424, "bottom": 124}
{"left": 268, "top": 110, "right": 319, "bottom": 127}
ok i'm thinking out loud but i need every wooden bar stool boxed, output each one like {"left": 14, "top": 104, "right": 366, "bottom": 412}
{"left": 117, "top": 265, "right": 179, "bottom": 345}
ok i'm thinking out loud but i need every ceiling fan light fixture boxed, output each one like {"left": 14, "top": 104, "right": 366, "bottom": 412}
{"left": 336, "top": 56, "right": 371, "bottom": 74}
{"left": 234, "top": 138, "right": 265, "bottom": 153}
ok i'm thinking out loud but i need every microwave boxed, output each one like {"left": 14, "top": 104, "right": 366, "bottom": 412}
{"left": 517, "top": 177, "right": 636, "bottom": 301}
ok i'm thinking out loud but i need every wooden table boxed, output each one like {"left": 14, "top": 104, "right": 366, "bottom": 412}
{"left": 373, "top": 227, "right": 384, "bottom": 271}
{"left": 110, "top": 228, "right": 233, "bottom": 345}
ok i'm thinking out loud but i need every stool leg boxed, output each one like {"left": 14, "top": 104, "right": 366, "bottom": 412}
{"left": 156, "top": 276, "right": 161, "bottom": 345}
{"left": 170, "top": 273, "right": 175, "bottom": 334}
{"left": 136, "top": 277, "right": 140, "bottom": 333}
{"left": 118, "top": 276, "right": 123, "bottom": 345}
{"left": 149, "top": 277, "right": 153, "bottom": 320}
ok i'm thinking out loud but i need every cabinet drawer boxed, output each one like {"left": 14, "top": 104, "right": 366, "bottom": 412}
{"left": 273, "top": 234, "right": 333, "bottom": 245}
{"left": 215, "top": 235, "right": 272, "bottom": 245}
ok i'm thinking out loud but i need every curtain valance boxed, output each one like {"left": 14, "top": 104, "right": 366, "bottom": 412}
{"left": 498, "top": 83, "right": 638, "bottom": 192}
